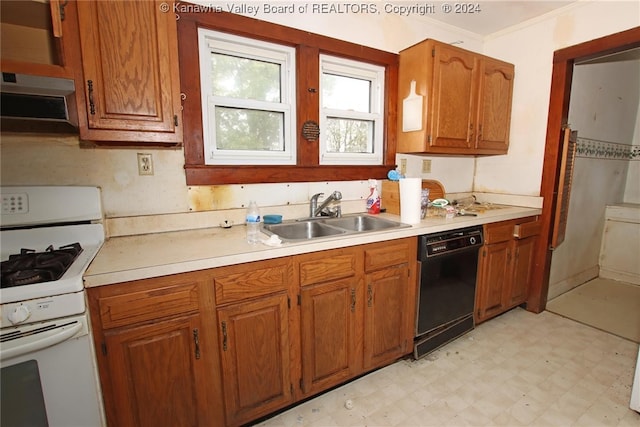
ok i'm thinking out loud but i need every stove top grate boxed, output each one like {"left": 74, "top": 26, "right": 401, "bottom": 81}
{"left": 1, "top": 243, "right": 83, "bottom": 288}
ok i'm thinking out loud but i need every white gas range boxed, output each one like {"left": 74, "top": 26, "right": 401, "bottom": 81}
{"left": 1, "top": 186, "right": 105, "bottom": 426}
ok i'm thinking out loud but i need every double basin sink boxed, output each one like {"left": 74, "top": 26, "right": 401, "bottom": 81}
{"left": 261, "top": 214, "right": 410, "bottom": 242}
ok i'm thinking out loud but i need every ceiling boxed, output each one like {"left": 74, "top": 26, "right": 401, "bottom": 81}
{"left": 422, "top": 1, "right": 576, "bottom": 36}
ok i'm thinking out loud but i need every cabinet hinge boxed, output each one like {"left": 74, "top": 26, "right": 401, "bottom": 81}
{"left": 290, "top": 383, "right": 294, "bottom": 395}
{"left": 287, "top": 296, "right": 291, "bottom": 309}
{"left": 297, "top": 294, "right": 301, "bottom": 306}
{"left": 299, "top": 378, "right": 304, "bottom": 390}
{"left": 432, "top": 48, "right": 436, "bottom": 57}
{"left": 174, "top": 115, "right": 179, "bottom": 127}
{"left": 101, "top": 342, "right": 107, "bottom": 356}
{"left": 428, "top": 135, "right": 432, "bottom": 143}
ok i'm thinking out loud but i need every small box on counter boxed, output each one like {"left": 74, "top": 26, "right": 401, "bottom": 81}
{"left": 381, "top": 179, "right": 445, "bottom": 215}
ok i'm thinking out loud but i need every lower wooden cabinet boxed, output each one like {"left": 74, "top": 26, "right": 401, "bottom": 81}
{"left": 87, "top": 271, "right": 222, "bottom": 427}
{"left": 212, "top": 258, "right": 295, "bottom": 426}
{"left": 89, "top": 238, "right": 417, "bottom": 427}
{"left": 475, "top": 216, "right": 540, "bottom": 323}
{"left": 297, "top": 239, "right": 417, "bottom": 396}
{"left": 217, "top": 293, "right": 293, "bottom": 426}
{"left": 297, "top": 248, "right": 362, "bottom": 396}
{"left": 363, "top": 241, "right": 415, "bottom": 370}
{"left": 300, "top": 277, "right": 360, "bottom": 395}
{"left": 102, "top": 315, "right": 205, "bottom": 427}
{"left": 364, "top": 263, "right": 411, "bottom": 369}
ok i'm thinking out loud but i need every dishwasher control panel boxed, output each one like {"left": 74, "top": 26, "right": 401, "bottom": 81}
{"left": 419, "top": 226, "right": 483, "bottom": 259}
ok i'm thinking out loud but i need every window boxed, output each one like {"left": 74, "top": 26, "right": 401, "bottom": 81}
{"left": 319, "top": 55, "right": 385, "bottom": 165}
{"left": 178, "top": 11, "right": 398, "bottom": 185}
{"left": 198, "top": 29, "right": 296, "bottom": 165}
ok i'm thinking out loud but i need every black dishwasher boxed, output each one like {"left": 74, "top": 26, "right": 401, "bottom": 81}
{"left": 414, "top": 225, "right": 483, "bottom": 359}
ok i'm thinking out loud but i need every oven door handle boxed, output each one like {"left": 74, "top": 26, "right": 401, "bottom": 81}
{"left": 1, "top": 321, "right": 83, "bottom": 361}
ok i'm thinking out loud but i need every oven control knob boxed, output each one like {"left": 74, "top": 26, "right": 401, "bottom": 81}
{"left": 469, "top": 236, "right": 477, "bottom": 245}
{"left": 8, "top": 305, "right": 31, "bottom": 324}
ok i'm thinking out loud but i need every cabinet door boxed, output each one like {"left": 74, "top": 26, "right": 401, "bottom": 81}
{"left": 217, "top": 293, "right": 293, "bottom": 426}
{"left": 75, "top": 0, "right": 182, "bottom": 143}
{"left": 430, "top": 44, "right": 478, "bottom": 149}
{"left": 364, "top": 264, "right": 410, "bottom": 370}
{"left": 476, "top": 58, "right": 514, "bottom": 152}
{"left": 476, "top": 241, "right": 511, "bottom": 323}
{"left": 509, "top": 236, "right": 537, "bottom": 307}
{"left": 300, "top": 277, "right": 360, "bottom": 396}
{"left": 102, "top": 315, "right": 207, "bottom": 427}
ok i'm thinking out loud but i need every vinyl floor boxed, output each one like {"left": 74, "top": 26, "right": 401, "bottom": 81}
{"left": 546, "top": 278, "right": 640, "bottom": 343}
{"left": 256, "top": 308, "right": 640, "bottom": 426}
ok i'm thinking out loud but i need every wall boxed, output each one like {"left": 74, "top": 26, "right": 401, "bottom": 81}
{"left": 548, "top": 58, "right": 640, "bottom": 299}
{"left": 478, "top": 0, "right": 640, "bottom": 197}
{"left": 0, "top": 6, "right": 482, "bottom": 221}
{"left": 1, "top": 1, "right": 639, "bottom": 226}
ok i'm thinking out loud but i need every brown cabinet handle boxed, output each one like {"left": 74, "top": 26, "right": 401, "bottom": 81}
{"left": 367, "top": 284, "right": 373, "bottom": 307}
{"left": 193, "top": 328, "right": 200, "bottom": 360}
{"left": 350, "top": 288, "right": 356, "bottom": 313}
{"left": 87, "top": 80, "right": 96, "bottom": 115}
{"left": 221, "top": 321, "right": 228, "bottom": 351}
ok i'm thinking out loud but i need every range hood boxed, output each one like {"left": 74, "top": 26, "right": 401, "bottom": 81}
{"left": 1, "top": 72, "right": 78, "bottom": 133}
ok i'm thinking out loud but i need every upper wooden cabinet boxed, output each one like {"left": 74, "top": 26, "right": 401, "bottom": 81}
{"left": 0, "top": 0, "right": 74, "bottom": 78}
{"left": 397, "top": 39, "right": 514, "bottom": 155}
{"left": 74, "top": 0, "right": 182, "bottom": 145}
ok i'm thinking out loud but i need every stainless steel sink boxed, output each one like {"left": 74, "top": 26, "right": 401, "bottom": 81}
{"left": 261, "top": 214, "right": 409, "bottom": 242}
{"left": 324, "top": 215, "right": 404, "bottom": 232}
{"left": 262, "top": 221, "right": 347, "bottom": 240}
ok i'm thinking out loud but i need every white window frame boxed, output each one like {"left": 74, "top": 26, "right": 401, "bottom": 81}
{"left": 319, "top": 55, "right": 385, "bottom": 165}
{"left": 198, "top": 29, "right": 297, "bottom": 165}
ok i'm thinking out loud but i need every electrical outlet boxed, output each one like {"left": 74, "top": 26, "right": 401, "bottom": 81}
{"left": 422, "top": 159, "right": 432, "bottom": 174}
{"left": 399, "top": 159, "right": 407, "bottom": 175}
{"left": 137, "top": 153, "right": 154, "bottom": 175}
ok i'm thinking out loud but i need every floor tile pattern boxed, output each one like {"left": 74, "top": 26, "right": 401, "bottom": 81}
{"left": 256, "top": 309, "right": 640, "bottom": 426}
{"left": 547, "top": 278, "right": 640, "bottom": 343}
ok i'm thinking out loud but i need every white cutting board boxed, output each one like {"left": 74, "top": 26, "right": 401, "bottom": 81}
{"left": 402, "top": 80, "right": 423, "bottom": 132}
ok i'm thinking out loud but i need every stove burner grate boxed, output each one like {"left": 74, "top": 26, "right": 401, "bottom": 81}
{"left": 1, "top": 243, "right": 83, "bottom": 288}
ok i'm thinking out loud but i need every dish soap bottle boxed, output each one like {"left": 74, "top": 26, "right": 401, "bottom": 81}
{"left": 366, "top": 179, "right": 380, "bottom": 214}
{"left": 246, "top": 200, "right": 261, "bottom": 244}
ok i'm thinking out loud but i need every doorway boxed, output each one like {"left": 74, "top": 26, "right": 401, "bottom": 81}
{"left": 526, "top": 27, "right": 640, "bottom": 314}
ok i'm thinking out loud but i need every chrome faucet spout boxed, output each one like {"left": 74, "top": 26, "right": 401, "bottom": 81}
{"left": 310, "top": 192, "right": 324, "bottom": 217}
{"left": 312, "top": 191, "right": 343, "bottom": 217}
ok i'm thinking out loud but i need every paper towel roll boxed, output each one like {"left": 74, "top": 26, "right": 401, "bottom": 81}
{"left": 399, "top": 178, "right": 422, "bottom": 224}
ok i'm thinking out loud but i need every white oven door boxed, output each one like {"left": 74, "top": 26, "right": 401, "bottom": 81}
{"left": 0, "top": 314, "right": 104, "bottom": 427}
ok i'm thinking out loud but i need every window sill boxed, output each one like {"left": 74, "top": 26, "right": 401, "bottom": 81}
{"left": 184, "top": 164, "right": 394, "bottom": 185}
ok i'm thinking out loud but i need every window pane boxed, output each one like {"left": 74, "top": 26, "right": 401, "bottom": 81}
{"left": 211, "top": 53, "right": 281, "bottom": 102}
{"left": 322, "top": 74, "right": 370, "bottom": 112}
{"left": 215, "top": 107, "right": 284, "bottom": 151}
{"left": 325, "top": 118, "right": 373, "bottom": 153}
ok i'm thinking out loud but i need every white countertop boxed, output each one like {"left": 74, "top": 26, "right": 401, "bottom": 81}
{"left": 84, "top": 206, "right": 541, "bottom": 287}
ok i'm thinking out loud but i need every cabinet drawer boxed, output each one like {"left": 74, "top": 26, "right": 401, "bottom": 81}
{"left": 214, "top": 263, "right": 289, "bottom": 305}
{"left": 514, "top": 219, "right": 541, "bottom": 239}
{"left": 365, "top": 241, "right": 412, "bottom": 272}
{"left": 484, "top": 222, "right": 516, "bottom": 244}
{"left": 99, "top": 283, "right": 199, "bottom": 329}
{"left": 298, "top": 251, "right": 357, "bottom": 287}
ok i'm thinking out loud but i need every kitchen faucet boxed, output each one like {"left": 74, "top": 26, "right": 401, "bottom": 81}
{"left": 309, "top": 191, "right": 342, "bottom": 217}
